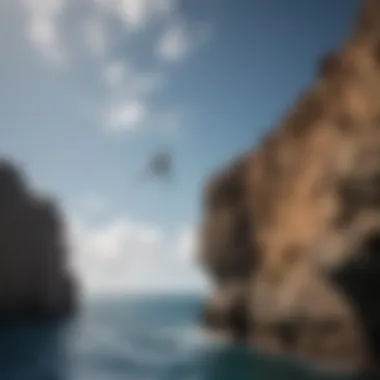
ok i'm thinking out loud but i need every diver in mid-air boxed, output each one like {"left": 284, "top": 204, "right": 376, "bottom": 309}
{"left": 138, "top": 149, "right": 174, "bottom": 183}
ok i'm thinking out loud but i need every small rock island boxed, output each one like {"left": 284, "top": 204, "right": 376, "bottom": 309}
{"left": 0, "top": 159, "right": 76, "bottom": 321}
{"left": 200, "top": 0, "right": 380, "bottom": 374}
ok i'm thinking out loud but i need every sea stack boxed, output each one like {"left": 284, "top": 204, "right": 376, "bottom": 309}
{"left": 0, "top": 159, "right": 76, "bottom": 321}
{"left": 200, "top": 0, "right": 380, "bottom": 373}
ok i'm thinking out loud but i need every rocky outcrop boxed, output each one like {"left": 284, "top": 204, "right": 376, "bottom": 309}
{"left": 0, "top": 159, "right": 76, "bottom": 320}
{"left": 202, "top": 280, "right": 250, "bottom": 341}
{"left": 200, "top": 0, "right": 380, "bottom": 374}
{"left": 200, "top": 155, "right": 254, "bottom": 285}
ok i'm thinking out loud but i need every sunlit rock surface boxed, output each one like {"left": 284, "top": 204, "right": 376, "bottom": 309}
{"left": 200, "top": 0, "right": 380, "bottom": 373}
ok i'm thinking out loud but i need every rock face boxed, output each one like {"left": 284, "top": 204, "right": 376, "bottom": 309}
{"left": 200, "top": 0, "right": 380, "bottom": 373}
{"left": 0, "top": 159, "right": 76, "bottom": 320}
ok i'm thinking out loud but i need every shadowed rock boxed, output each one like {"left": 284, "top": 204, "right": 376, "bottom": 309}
{"left": 0, "top": 159, "right": 76, "bottom": 320}
{"left": 200, "top": 156, "right": 255, "bottom": 285}
{"left": 199, "top": 156, "right": 254, "bottom": 340}
{"left": 202, "top": 281, "right": 250, "bottom": 342}
{"left": 200, "top": 0, "right": 380, "bottom": 374}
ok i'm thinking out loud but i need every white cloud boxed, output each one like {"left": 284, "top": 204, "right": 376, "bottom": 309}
{"left": 21, "top": 0, "right": 213, "bottom": 68}
{"left": 68, "top": 214, "right": 209, "bottom": 295}
{"left": 156, "top": 22, "right": 213, "bottom": 62}
{"left": 176, "top": 227, "right": 198, "bottom": 264}
{"left": 82, "top": 18, "right": 107, "bottom": 56}
{"left": 94, "top": 0, "right": 176, "bottom": 31}
{"left": 107, "top": 101, "right": 147, "bottom": 132}
{"left": 19, "top": 0, "right": 214, "bottom": 136}
{"left": 156, "top": 23, "right": 190, "bottom": 62}
{"left": 23, "top": 0, "right": 67, "bottom": 65}
{"left": 103, "top": 62, "right": 165, "bottom": 133}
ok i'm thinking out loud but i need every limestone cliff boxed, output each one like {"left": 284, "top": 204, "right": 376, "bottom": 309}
{"left": 200, "top": 0, "right": 380, "bottom": 373}
{"left": 0, "top": 159, "right": 76, "bottom": 320}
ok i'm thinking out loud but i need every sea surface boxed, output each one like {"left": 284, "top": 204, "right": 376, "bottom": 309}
{"left": 0, "top": 294, "right": 373, "bottom": 380}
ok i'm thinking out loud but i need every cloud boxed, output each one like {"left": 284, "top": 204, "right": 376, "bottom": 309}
{"left": 107, "top": 101, "right": 147, "bottom": 132}
{"left": 21, "top": 0, "right": 213, "bottom": 68}
{"left": 21, "top": 0, "right": 176, "bottom": 64}
{"left": 102, "top": 61, "right": 165, "bottom": 132}
{"left": 156, "top": 23, "right": 190, "bottom": 62}
{"left": 82, "top": 17, "right": 107, "bottom": 56}
{"left": 68, "top": 213, "right": 209, "bottom": 294}
{"left": 156, "top": 22, "right": 213, "bottom": 62}
{"left": 94, "top": 0, "right": 176, "bottom": 31}
{"left": 19, "top": 0, "right": 215, "bottom": 135}
{"left": 176, "top": 227, "right": 198, "bottom": 264}
{"left": 23, "top": 0, "right": 68, "bottom": 65}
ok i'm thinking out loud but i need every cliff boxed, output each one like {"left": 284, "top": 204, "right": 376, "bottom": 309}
{"left": 0, "top": 159, "right": 76, "bottom": 320}
{"left": 200, "top": 0, "right": 380, "bottom": 374}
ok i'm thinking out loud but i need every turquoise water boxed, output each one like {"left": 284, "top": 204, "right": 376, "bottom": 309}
{"left": 0, "top": 295, "right": 374, "bottom": 379}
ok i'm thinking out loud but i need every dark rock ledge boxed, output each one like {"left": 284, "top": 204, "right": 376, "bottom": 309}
{"left": 0, "top": 158, "right": 77, "bottom": 322}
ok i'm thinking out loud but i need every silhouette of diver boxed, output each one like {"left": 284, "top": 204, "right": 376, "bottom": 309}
{"left": 138, "top": 150, "right": 174, "bottom": 183}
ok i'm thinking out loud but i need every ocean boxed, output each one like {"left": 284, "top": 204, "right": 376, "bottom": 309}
{"left": 0, "top": 295, "right": 372, "bottom": 380}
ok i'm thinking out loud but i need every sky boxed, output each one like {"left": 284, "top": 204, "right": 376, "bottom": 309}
{"left": 0, "top": 0, "right": 360, "bottom": 295}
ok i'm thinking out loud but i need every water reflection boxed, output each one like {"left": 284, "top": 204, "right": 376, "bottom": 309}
{"left": 0, "top": 319, "right": 378, "bottom": 380}
{"left": 202, "top": 343, "right": 378, "bottom": 380}
{"left": 0, "top": 321, "right": 69, "bottom": 380}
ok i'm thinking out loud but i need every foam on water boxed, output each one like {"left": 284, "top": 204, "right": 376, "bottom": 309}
{"left": 152, "top": 324, "right": 225, "bottom": 350}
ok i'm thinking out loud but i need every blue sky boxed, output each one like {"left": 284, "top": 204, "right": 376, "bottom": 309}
{"left": 0, "top": 0, "right": 359, "bottom": 294}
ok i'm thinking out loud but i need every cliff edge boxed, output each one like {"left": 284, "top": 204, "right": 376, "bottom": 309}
{"left": 200, "top": 0, "right": 380, "bottom": 373}
{"left": 0, "top": 159, "right": 76, "bottom": 320}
